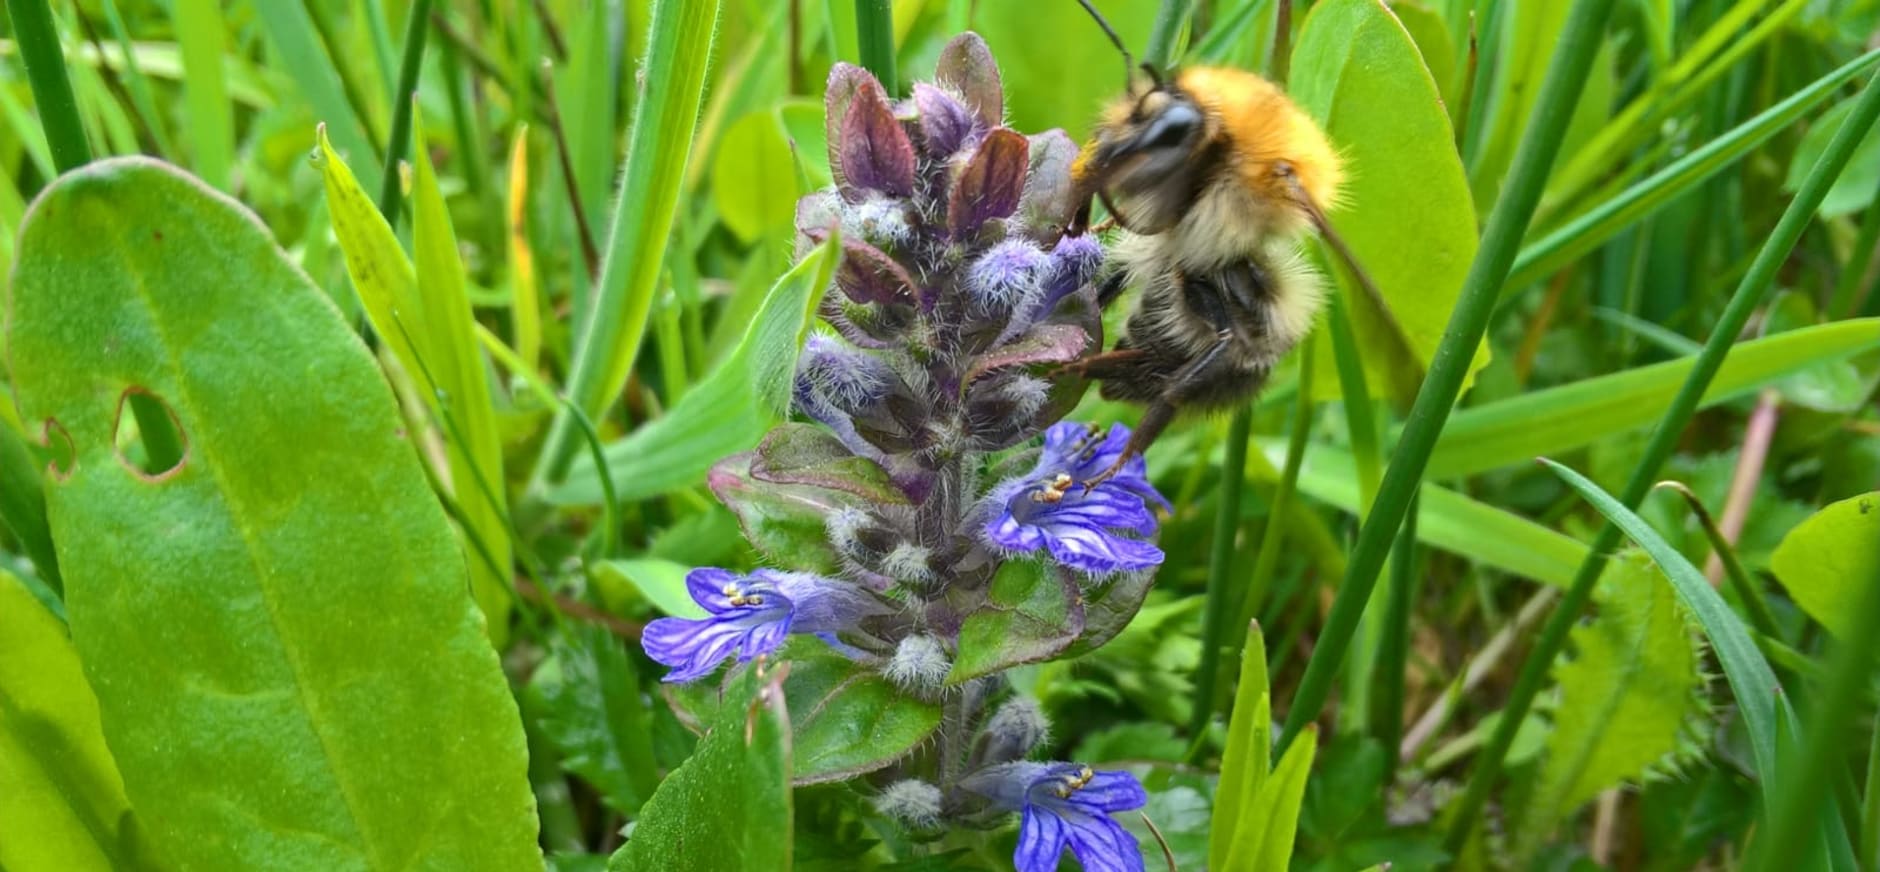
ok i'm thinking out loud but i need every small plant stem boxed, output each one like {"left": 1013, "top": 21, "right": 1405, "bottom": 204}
{"left": 1231, "top": 333, "right": 1318, "bottom": 644}
{"left": 1704, "top": 388, "right": 1779, "bottom": 583}
{"left": 537, "top": 64, "right": 602, "bottom": 280}
{"left": 379, "top": 0, "right": 437, "bottom": 219}
{"left": 1443, "top": 68, "right": 1880, "bottom": 854}
{"left": 855, "top": 0, "right": 897, "bottom": 95}
{"left": 1278, "top": 0, "right": 1619, "bottom": 757}
{"left": 9, "top": 0, "right": 92, "bottom": 171}
{"left": 1655, "top": 482, "right": 1782, "bottom": 641}
{"left": 1143, "top": 0, "right": 1196, "bottom": 69}
{"left": 1190, "top": 411, "right": 1252, "bottom": 740}
{"left": 1372, "top": 487, "right": 1418, "bottom": 782}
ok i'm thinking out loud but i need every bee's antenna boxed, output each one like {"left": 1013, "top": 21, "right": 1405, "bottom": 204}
{"left": 1075, "top": 0, "right": 1138, "bottom": 90}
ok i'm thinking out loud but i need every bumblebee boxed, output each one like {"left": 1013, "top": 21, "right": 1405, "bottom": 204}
{"left": 1063, "top": 6, "right": 1365, "bottom": 485}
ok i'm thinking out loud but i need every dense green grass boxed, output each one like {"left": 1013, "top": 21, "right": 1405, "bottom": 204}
{"left": 3, "top": 1, "right": 1880, "bottom": 870}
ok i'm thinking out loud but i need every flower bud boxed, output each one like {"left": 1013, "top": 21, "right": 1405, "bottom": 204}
{"left": 841, "top": 195, "right": 914, "bottom": 249}
{"left": 874, "top": 779, "right": 944, "bottom": 830}
{"left": 966, "top": 239, "right": 1050, "bottom": 317}
{"left": 885, "top": 634, "right": 952, "bottom": 692}
{"left": 971, "top": 696, "right": 1050, "bottom": 767}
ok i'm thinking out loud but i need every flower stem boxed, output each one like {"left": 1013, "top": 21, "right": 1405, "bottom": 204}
{"left": 1371, "top": 487, "right": 1418, "bottom": 784}
{"left": 1276, "top": 0, "right": 1618, "bottom": 756}
{"left": 8, "top": 0, "right": 91, "bottom": 171}
{"left": 1443, "top": 67, "right": 1880, "bottom": 855}
{"left": 855, "top": 0, "right": 897, "bottom": 96}
{"left": 1189, "top": 410, "right": 1251, "bottom": 740}
{"left": 378, "top": 0, "right": 436, "bottom": 218}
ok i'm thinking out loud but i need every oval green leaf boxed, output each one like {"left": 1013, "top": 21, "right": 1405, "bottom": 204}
{"left": 1290, "top": 0, "right": 1485, "bottom": 402}
{"left": 6, "top": 158, "right": 539, "bottom": 870}
{"left": 1770, "top": 491, "right": 1880, "bottom": 639}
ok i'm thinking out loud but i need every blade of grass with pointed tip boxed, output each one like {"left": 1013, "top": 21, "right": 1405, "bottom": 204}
{"left": 410, "top": 106, "right": 513, "bottom": 644}
{"left": 1210, "top": 620, "right": 1271, "bottom": 871}
{"left": 1509, "top": 50, "right": 1880, "bottom": 291}
{"left": 1445, "top": 68, "right": 1880, "bottom": 853}
{"left": 530, "top": 0, "right": 723, "bottom": 492}
{"left": 1421, "top": 318, "right": 1880, "bottom": 479}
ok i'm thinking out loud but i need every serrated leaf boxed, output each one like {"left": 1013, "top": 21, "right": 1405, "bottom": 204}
{"left": 555, "top": 238, "right": 841, "bottom": 505}
{"left": 1770, "top": 491, "right": 1880, "bottom": 639}
{"left": 7, "top": 158, "right": 538, "bottom": 869}
{"left": 532, "top": 627, "right": 661, "bottom": 814}
{"left": 1520, "top": 551, "right": 1703, "bottom": 853}
{"left": 610, "top": 666, "right": 791, "bottom": 872}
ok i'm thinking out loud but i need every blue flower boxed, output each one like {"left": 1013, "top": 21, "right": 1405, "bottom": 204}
{"left": 984, "top": 422, "right": 1169, "bottom": 574}
{"left": 963, "top": 762, "right": 1149, "bottom": 872}
{"left": 641, "top": 568, "right": 885, "bottom": 683}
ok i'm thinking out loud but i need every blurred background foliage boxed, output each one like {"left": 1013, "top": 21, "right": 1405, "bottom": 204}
{"left": 3, "top": 0, "right": 1880, "bottom": 869}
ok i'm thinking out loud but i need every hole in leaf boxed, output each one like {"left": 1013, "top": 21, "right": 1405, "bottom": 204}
{"left": 112, "top": 387, "right": 188, "bottom": 481}
{"left": 40, "top": 418, "right": 75, "bottom": 481}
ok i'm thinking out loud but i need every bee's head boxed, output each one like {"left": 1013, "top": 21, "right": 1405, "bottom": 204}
{"left": 1074, "top": 72, "right": 1220, "bottom": 234}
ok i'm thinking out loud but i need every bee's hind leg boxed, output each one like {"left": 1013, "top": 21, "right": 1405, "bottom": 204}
{"left": 1080, "top": 332, "right": 1234, "bottom": 489}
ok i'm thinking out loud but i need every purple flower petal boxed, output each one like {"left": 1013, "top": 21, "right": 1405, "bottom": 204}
{"left": 1061, "top": 810, "right": 1144, "bottom": 872}
{"left": 913, "top": 82, "right": 978, "bottom": 157}
{"left": 684, "top": 567, "right": 741, "bottom": 614}
{"left": 1073, "top": 771, "right": 1150, "bottom": 813}
{"left": 1041, "top": 523, "right": 1164, "bottom": 574}
{"left": 840, "top": 80, "right": 916, "bottom": 200}
{"left": 935, "top": 32, "right": 1004, "bottom": 126}
{"left": 949, "top": 128, "right": 1029, "bottom": 240}
{"left": 1015, "top": 805, "right": 1071, "bottom": 872}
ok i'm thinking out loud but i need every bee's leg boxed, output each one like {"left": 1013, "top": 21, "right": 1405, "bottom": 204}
{"left": 1081, "top": 332, "right": 1234, "bottom": 488}
{"left": 1054, "top": 346, "right": 1149, "bottom": 379}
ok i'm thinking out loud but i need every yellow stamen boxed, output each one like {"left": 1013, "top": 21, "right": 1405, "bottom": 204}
{"left": 1031, "top": 472, "right": 1075, "bottom": 504}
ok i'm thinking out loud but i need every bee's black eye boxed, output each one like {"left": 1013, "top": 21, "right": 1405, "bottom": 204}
{"left": 1143, "top": 102, "right": 1200, "bottom": 149}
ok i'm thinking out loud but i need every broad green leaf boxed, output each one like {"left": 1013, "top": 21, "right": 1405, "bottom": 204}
{"left": 553, "top": 238, "right": 841, "bottom": 505}
{"left": 713, "top": 108, "right": 800, "bottom": 242}
{"left": 1291, "top": 0, "right": 1485, "bottom": 403}
{"left": 1259, "top": 439, "right": 1589, "bottom": 587}
{"left": 946, "top": 559, "right": 1085, "bottom": 685}
{"left": 1769, "top": 492, "right": 1880, "bottom": 639}
{"left": 411, "top": 107, "right": 514, "bottom": 643}
{"left": 7, "top": 158, "right": 539, "bottom": 869}
{"left": 1422, "top": 319, "right": 1880, "bottom": 479}
{"left": 610, "top": 666, "right": 791, "bottom": 872}
{"left": 0, "top": 570, "right": 154, "bottom": 871}
{"left": 318, "top": 122, "right": 514, "bottom": 640}
{"left": 778, "top": 99, "right": 832, "bottom": 186}
{"left": 784, "top": 646, "right": 943, "bottom": 783}
{"left": 530, "top": 626, "right": 661, "bottom": 815}
{"left": 1519, "top": 551, "right": 1703, "bottom": 852}
{"left": 1211, "top": 620, "right": 1271, "bottom": 872}
{"left": 1223, "top": 724, "right": 1318, "bottom": 872}
{"left": 594, "top": 558, "right": 708, "bottom": 618}
{"left": 973, "top": 0, "right": 1159, "bottom": 140}
{"left": 1543, "top": 459, "right": 1792, "bottom": 785}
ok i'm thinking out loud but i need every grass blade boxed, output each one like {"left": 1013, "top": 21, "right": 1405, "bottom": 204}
{"left": 254, "top": 3, "right": 382, "bottom": 192}
{"left": 1444, "top": 67, "right": 1880, "bottom": 852}
{"left": 1509, "top": 49, "right": 1880, "bottom": 290}
{"left": 173, "top": 0, "right": 229, "bottom": 188}
{"left": 378, "top": 0, "right": 435, "bottom": 217}
{"left": 1277, "top": 0, "right": 1619, "bottom": 755}
{"left": 1190, "top": 411, "right": 1251, "bottom": 738}
{"left": 854, "top": 0, "right": 897, "bottom": 94}
{"left": 1210, "top": 620, "right": 1271, "bottom": 871}
{"left": 8, "top": 0, "right": 92, "bottom": 171}
{"left": 529, "top": 0, "right": 723, "bottom": 492}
